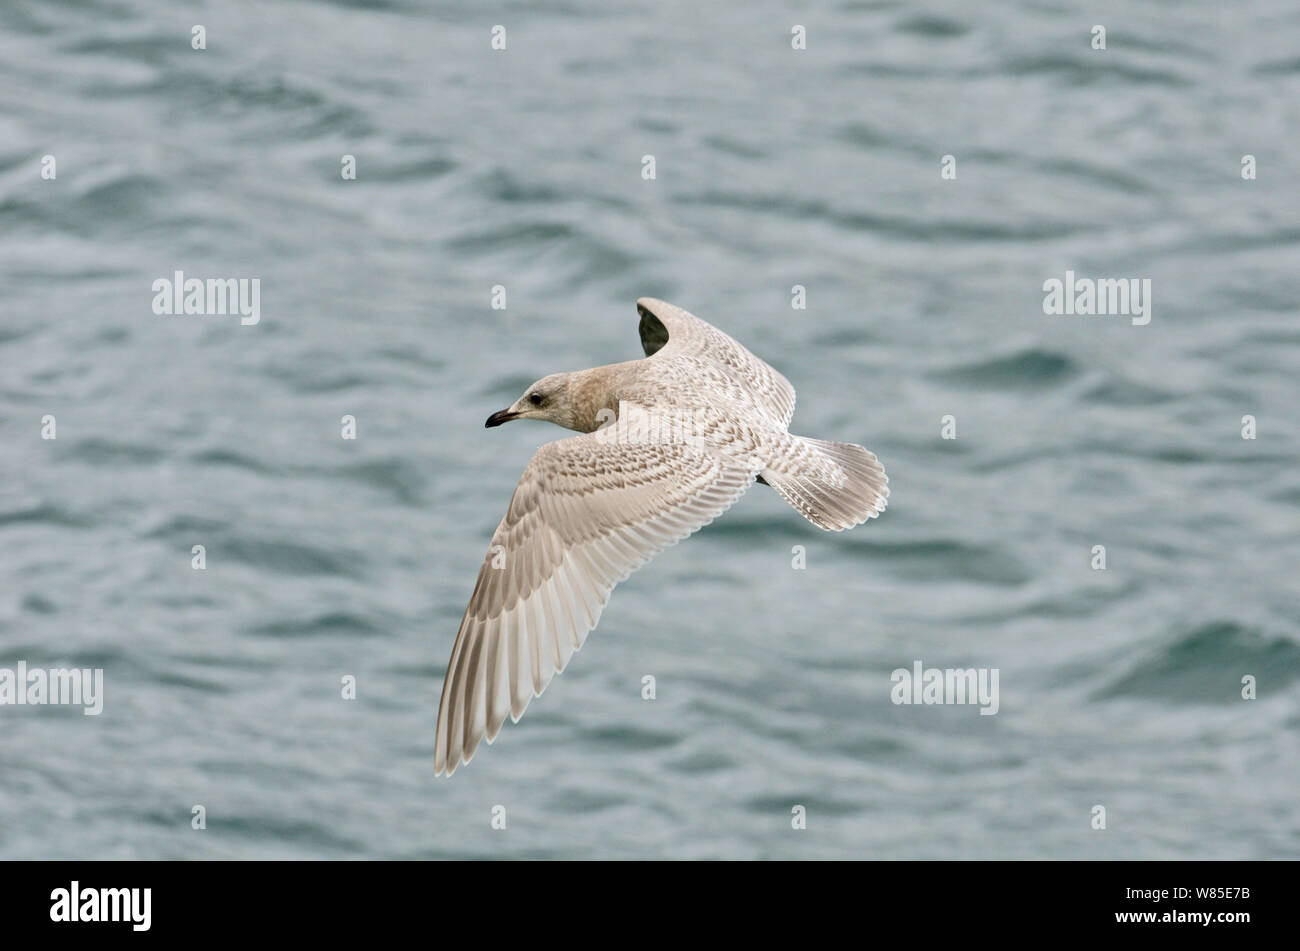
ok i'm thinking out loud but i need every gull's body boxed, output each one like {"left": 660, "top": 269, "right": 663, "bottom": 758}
{"left": 435, "top": 298, "right": 888, "bottom": 775}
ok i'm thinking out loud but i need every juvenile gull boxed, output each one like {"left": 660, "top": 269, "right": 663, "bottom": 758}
{"left": 435, "top": 298, "right": 888, "bottom": 775}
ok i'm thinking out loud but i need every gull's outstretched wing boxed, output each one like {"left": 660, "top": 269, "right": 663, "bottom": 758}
{"left": 636, "top": 297, "right": 797, "bottom": 428}
{"left": 435, "top": 426, "right": 758, "bottom": 776}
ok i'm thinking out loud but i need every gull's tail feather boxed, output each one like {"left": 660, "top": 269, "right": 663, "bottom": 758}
{"left": 761, "top": 436, "right": 889, "bottom": 531}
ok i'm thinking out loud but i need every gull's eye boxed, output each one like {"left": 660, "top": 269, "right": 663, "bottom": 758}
{"left": 528, "top": 392, "right": 544, "bottom": 406}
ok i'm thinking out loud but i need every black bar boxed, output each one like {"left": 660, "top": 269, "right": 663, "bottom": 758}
{"left": 1, "top": 860, "right": 1280, "bottom": 938}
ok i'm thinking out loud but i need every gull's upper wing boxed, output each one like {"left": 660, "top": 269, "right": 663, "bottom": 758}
{"left": 435, "top": 424, "right": 758, "bottom": 775}
{"left": 636, "top": 297, "right": 797, "bottom": 428}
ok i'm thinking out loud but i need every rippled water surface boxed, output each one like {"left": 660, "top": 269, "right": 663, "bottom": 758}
{"left": 2, "top": 0, "right": 1298, "bottom": 859}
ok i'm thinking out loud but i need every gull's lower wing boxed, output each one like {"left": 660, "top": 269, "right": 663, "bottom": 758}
{"left": 435, "top": 427, "right": 758, "bottom": 776}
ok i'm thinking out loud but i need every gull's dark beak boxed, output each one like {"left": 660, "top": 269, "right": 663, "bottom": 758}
{"left": 485, "top": 408, "right": 519, "bottom": 428}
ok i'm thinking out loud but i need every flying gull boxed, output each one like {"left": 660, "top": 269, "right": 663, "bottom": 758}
{"left": 435, "top": 298, "right": 888, "bottom": 775}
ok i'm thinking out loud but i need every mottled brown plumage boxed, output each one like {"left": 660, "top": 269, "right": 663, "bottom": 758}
{"left": 436, "top": 298, "right": 888, "bottom": 775}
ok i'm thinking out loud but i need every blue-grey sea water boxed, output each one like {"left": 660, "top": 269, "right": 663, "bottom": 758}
{"left": 2, "top": 0, "right": 1298, "bottom": 859}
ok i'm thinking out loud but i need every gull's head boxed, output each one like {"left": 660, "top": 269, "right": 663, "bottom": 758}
{"left": 486, "top": 372, "right": 584, "bottom": 431}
